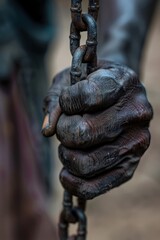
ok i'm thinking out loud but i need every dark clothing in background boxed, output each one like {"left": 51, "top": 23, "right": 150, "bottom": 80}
{"left": 0, "top": 0, "right": 56, "bottom": 239}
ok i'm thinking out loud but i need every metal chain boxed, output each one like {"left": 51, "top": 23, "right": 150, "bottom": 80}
{"left": 59, "top": 1, "right": 99, "bottom": 239}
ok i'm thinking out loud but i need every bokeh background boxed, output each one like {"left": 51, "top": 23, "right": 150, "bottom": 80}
{"left": 47, "top": 1, "right": 160, "bottom": 239}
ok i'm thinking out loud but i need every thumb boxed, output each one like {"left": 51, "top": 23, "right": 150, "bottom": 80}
{"left": 42, "top": 68, "right": 71, "bottom": 136}
{"left": 42, "top": 97, "right": 62, "bottom": 137}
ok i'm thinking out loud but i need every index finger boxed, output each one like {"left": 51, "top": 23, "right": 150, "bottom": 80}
{"left": 59, "top": 69, "right": 124, "bottom": 115}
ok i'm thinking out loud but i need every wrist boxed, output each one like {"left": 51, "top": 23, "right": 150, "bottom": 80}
{"left": 98, "top": 22, "right": 141, "bottom": 74}
{"left": 98, "top": 0, "right": 158, "bottom": 75}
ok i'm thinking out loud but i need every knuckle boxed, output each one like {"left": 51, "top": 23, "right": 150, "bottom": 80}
{"left": 75, "top": 120, "right": 92, "bottom": 147}
{"left": 58, "top": 146, "right": 88, "bottom": 176}
{"left": 116, "top": 158, "right": 138, "bottom": 184}
{"left": 123, "top": 158, "right": 139, "bottom": 180}
{"left": 73, "top": 156, "right": 89, "bottom": 176}
{"left": 124, "top": 169, "right": 134, "bottom": 181}
{"left": 57, "top": 117, "right": 92, "bottom": 148}
{"left": 137, "top": 129, "right": 151, "bottom": 152}
{"left": 92, "top": 69, "right": 121, "bottom": 90}
{"left": 124, "top": 128, "right": 151, "bottom": 155}
{"left": 126, "top": 66, "right": 139, "bottom": 82}
{"left": 75, "top": 154, "right": 96, "bottom": 177}
{"left": 135, "top": 101, "right": 153, "bottom": 123}
{"left": 123, "top": 87, "right": 153, "bottom": 125}
{"left": 56, "top": 116, "right": 70, "bottom": 143}
{"left": 142, "top": 100, "right": 153, "bottom": 122}
{"left": 121, "top": 67, "right": 139, "bottom": 89}
{"left": 79, "top": 183, "right": 98, "bottom": 200}
{"left": 136, "top": 86, "right": 153, "bottom": 121}
{"left": 127, "top": 67, "right": 138, "bottom": 81}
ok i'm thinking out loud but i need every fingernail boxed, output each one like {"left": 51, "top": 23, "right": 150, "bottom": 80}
{"left": 42, "top": 114, "right": 49, "bottom": 130}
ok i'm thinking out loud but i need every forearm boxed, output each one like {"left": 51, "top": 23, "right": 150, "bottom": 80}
{"left": 98, "top": 0, "right": 158, "bottom": 74}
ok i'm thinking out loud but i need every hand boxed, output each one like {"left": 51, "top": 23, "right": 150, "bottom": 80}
{"left": 42, "top": 60, "right": 153, "bottom": 200}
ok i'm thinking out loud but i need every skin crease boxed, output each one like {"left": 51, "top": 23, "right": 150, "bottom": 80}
{"left": 42, "top": 60, "right": 153, "bottom": 199}
{"left": 42, "top": 0, "right": 157, "bottom": 200}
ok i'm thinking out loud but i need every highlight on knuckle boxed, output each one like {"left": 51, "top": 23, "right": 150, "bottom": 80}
{"left": 57, "top": 118, "right": 93, "bottom": 148}
{"left": 75, "top": 120, "right": 92, "bottom": 147}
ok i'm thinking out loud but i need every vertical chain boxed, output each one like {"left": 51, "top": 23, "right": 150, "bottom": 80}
{"left": 58, "top": 1, "right": 99, "bottom": 239}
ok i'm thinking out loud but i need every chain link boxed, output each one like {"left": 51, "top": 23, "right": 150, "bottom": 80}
{"left": 59, "top": 1, "right": 99, "bottom": 239}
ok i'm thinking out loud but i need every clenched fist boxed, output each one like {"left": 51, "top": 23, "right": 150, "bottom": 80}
{"left": 42, "top": 60, "right": 153, "bottom": 200}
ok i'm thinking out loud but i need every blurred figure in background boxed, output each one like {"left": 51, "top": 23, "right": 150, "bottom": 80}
{"left": 0, "top": 0, "right": 57, "bottom": 239}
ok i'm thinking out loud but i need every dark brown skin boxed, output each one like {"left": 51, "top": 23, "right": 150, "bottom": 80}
{"left": 42, "top": 0, "right": 157, "bottom": 200}
{"left": 42, "top": 60, "right": 153, "bottom": 199}
{"left": 99, "top": 0, "right": 158, "bottom": 73}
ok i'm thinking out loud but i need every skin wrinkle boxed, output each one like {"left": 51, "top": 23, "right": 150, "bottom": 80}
{"left": 85, "top": 80, "right": 102, "bottom": 109}
{"left": 59, "top": 126, "right": 149, "bottom": 180}
{"left": 60, "top": 67, "right": 125, "bottom": 114}
{"left": 56, "top": 88, "right": 151, "bottom": 148}
{"left": 90, "top": 157, "right": 137, "bottom": 199}
{"left": 59, "top": 147, "right": 146, "bottom": 199}
{"left": 60, "top": 166, "right": 129, "bottom": 199}
{"left": 57, "top": 115, "right": 92, "bottom": 147}
{"left": 88, "top": 150, "right": 120, "bottom": 177}
{"left": 60, "top": 84, "right": 82, "bottom": 114}
{"left": 43, "top": 59, "right": 153, "bottom": 198}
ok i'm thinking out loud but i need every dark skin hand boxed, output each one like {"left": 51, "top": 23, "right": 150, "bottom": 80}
{"left": 42, "top": 60, "right": 153, "bottom": 200}
{"left": 42, "top": 0, "right": 157, "bottom": 200}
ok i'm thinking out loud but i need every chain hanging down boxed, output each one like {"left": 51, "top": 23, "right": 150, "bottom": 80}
{"left": 59, "top": 1, "right": 99, "bottom": 239}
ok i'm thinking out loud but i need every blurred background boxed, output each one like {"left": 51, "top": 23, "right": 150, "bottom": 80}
{"left": 48, "top": 1, "right": 160, "bottom": 240}
{"left": 0, "top": 0, "right": 159, "bottom": 240}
